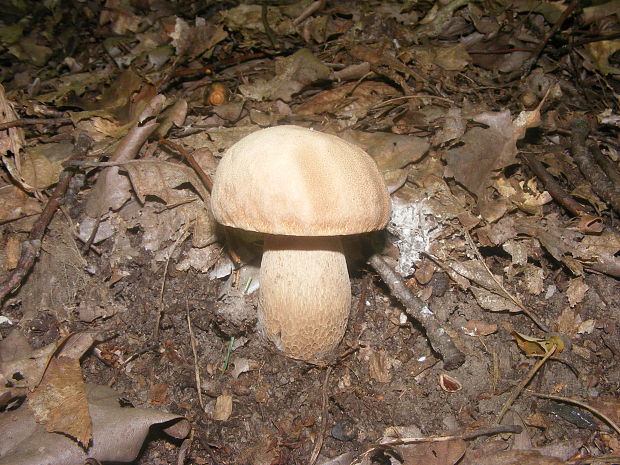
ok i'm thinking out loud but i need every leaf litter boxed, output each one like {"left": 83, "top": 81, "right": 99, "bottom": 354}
{"left": 1, "top": 1, "right": 620, "bottom": 464}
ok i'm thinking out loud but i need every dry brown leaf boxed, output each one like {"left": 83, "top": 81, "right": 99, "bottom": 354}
{"left": 123, "top": 160, "right": 209, "bottom": 205}
{"left": 398, "top": 439, "right": 466, "bottom": 465}
{"left": 341, "top": 130, "right": 429, "bottom": 172}
{"left": 295, "top": 81, "right": 398, "bottom": 119}
{"left": 85, "top": 119, "right": 159, "bottom": 218}
{"left": 566, "top": 277, "right": 589, "bottom": 307}
{"left": 18, "top": 142, "right": 73, "bottom": 190}
{"left": 0, "top": 331, "right": 58, "bottom": 407}
{"left": 0, "top": 185, "right": 41, "bottom": 223}
{"left": 28, "top": 356, "right": 92, "bottom": 447}
{"left": 556, "top": 307, "right": 581, "bottom": 338}
{"left": 431, "top": 107, "right": 466, "bottom": 145}
{"left": 462, "top": 320, "right": 498, "bottom": 336}
{"left": 0, "top": 384, "right": 189, "bottom": 465}
{"left": 444, "top": 108, "right": 542, "bottom": 218}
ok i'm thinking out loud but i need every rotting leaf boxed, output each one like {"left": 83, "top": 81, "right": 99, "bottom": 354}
{"left": 295, "top": 81, "right": 399, "bottom": 121}
{"left": 512, "top": 331, "right": 566, "bottom": 357}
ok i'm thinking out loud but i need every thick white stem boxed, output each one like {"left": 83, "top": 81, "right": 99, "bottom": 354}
{"left": 258, "top": 235, "right": 351, "bottom": 360}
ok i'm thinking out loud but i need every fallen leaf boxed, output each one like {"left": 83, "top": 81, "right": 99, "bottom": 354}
{"left": 0, "top": 185, "right": 41, "bottom": 223}
{"left": 0, "top": 384, "right": 189, "bottom": 465}
{"left": 28, "top": 356, "right": 92, "bottom": 447}
{"left": 295, "top": 81, "right": 398, "bottom": 120}
{"left": 512, "top": 331, "right": 566, "bottom": 357}
{"left": 566, "top": 277, "right": 589, "bottom": 307}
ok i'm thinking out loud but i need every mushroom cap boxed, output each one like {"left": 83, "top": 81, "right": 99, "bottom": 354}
{"left": 211, "top": 125, "right": 391, "bottom": 236}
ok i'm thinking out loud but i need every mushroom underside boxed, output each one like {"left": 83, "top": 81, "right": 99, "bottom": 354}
{"left": 258, "top": 235, "right": 351, "bottom": 361}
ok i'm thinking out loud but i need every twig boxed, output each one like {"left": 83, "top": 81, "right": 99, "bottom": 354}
{"left": 462, "top": 229, "right": 550, "bottom": 332}
{"left": 159, "top": 139, "right": 213, "bottom": 192}
{"left": 368, "top": 254, "right": 465, "bottom": 370}
{"left": 381, "top": 424, "right": 523, "bottom": 446}
{"left": 571, "top": 118, "right": 620, "bottom": 214}
{"left": 292, "top": 0, "right": 326, "bottom": 26}
{"left": 521, "top": 0, "right": 580, "bottom": 77}
{"left": 155, "top": 224, "right": 191, "bottom": 339}
{"left": 261, "top": 4, "right": 278, "bottom": 49}
{"left": 496, "top": 343, "right": 557, "bottom": 423}
{"left": 0, "top": 172, "right": 73, "bottom": 305}
{"left": 308, "top": 366, "right": 332, "bottom": 465}
{"left": 520, "top": 152, "right": 594, "bottom": 218}
{"left": 186, "top": 300, "right": 204, "bottom": 409}
{"left": 352, "top": 424, "right": 522, "bottom": 465}
{"left": 0, "top": 117, "right": 72, "bottom": 131}
{"left": 590, "top": 141, "right": 620, "bottom": 188}
{"left": 528, "top": 391, "right": 620, "bottom": 435}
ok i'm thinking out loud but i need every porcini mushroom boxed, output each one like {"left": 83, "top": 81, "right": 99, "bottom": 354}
{"left": 211, "top": 125, "right": 391, "bottom": 360}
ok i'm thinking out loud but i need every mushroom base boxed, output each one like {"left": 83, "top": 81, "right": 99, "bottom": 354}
{"left": 258, "top": 235, "right": 351, "bottom": 361}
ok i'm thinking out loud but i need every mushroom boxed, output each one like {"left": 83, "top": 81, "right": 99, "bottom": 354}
{"left": 211, "top": 125, "right": 391, "bottom": 360}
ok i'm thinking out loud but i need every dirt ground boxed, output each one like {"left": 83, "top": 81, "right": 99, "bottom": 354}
{"left": 1, "top": 1, "right": 620, "bottom": 465}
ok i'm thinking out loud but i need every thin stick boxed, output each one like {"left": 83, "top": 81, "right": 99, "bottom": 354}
{"left": 0, "top": 117, "right": 72, "bottom": 131}
{"left": 158, "top": 139, "right": 213, "bottom": 192}
{"left": 292, "top": 0, "right": 326, "bottom": 26}
{"left": 308, "top": 366, "right": 332, "bottom": 465}
{"left": 368, "top": 254, "right": 465, "bottom": 370}
{"left": 186, "top": 301, "right": 204, "bottom": 409}
{"left": 521, "top": 0, "right": 580, "bottom": 77}
{"left": 0, "top": 172, "right": 73, "bottom": 304}
{"left": 155, "top": 225, "right": 191, "bottom": 339}
{"left": 528, "top": 391, "right": 620, "bottom": 435}
{"left": 496, "top": 343, "right": 557, "bottom": 423}
{"left": 462, "top": 229, "right": 550, "bottom": 332}
{"left": 520, "top": 152, "right": 594, "bottom": 218}
{"left": 382, "top": 424, "right": 523, "bottom": 446}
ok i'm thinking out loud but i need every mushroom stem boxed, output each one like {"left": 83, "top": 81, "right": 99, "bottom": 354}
{"left": 259, "top": 235, "right": 351, "bottom": 361}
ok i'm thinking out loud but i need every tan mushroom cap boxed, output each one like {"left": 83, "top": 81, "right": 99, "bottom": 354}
{"left": 211, "top": 125, "right": 391, "bottom": 236}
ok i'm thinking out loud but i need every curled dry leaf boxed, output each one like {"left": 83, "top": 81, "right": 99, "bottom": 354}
{"left": 295, "top": 81, "right": 399, "bottom": 120}
{"left": 0, "top": 185, "right": 41, "bottom": 223}
{"left": 0, "top": 384, "right": 189, "bottom": 465}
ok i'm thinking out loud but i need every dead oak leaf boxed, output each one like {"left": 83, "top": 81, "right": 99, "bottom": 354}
{"left": 444, "top": 108, "right": 541, "bottom": 199}
{"left": 28, "top": 356, "right": 91, "bottom": 447}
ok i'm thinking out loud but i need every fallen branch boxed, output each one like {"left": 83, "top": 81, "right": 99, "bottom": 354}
{"left": 571, "top": 118, "right": 620, "bottom": 214}
{"left": 368, "top": 254, "right": 465, "bottom": 370}
{"left": 0, "top": 171, "right": 73, "bottom": 305}
{"left": 520, "top": 152, "right": 595, "bottom": 218}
